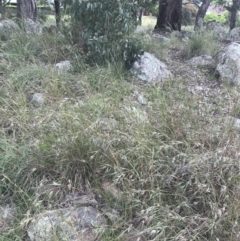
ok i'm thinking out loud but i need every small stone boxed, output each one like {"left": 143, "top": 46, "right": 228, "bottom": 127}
{"left": 32, "top": 93, "right": 44, "bottom": 106}
{"left": 55, "top": 60, "right": 73, "bottom": 72}
{"left": 133, "top": 91, "right": 147, "bottom": 105}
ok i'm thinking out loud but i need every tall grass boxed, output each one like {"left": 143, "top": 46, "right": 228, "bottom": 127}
{"left": 0, "top": 23, "right": 240, "bottom": 241}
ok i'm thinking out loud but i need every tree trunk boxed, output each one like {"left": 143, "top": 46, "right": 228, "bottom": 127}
{"left": 17, "top": 0, "right": 37, "bottom": 22}
{"left": 228, "top": 0, "right": 240, "bottom": 30}
{"left": 155, "top": 0, "right": 182, "bottom": 31}
{"left": 194, "top": 0, "right": 211, "bottom": 31}
{"left": 0, "top": 0, "right": 6, "bottom": 19}
{"left": 54, "top": 0, "right": 61, "bottom": 29}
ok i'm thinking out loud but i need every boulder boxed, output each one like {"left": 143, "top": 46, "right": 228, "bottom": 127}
{"left": 216, "top": 42, "right": 240, "bottom": 85}
{"left": 172, "top": 30, "right": 195, "bottom": 39}
{"left": 0, "top": 19, "right": 20, "bottom": 40}
{"left": 131, "top": 52, "right": 172, "bottom": 83}
{"left": 24, "top": 18, "right": 43, "bottom": 35}
{"left": 0, "top": 204, "right": 17, "bottom": 233}
{"left": 205, "top": 21, "right": 226, "bottom": 40}
{"left": 152, "top": 33, "right": 170, "bottom": 42}
{"left": 225, "top": 27, "right": 240, "bottom": 42}
{"left": 55, "top": 60, "right": 73, "bottom": 72}
{"left": 186, "top": 55, "right": 215, "bottom": 67}
{"left": 134, "top": 25, "right": 146, "bottom": 35}
{"left": 27, "top": 206, "right": 107, "bottom": 241}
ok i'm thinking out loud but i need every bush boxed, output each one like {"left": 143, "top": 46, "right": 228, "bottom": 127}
{"left": 204, "top": 11, "right": 228, "bottom": 24}
{"left": 63, "top": 0, "right": 141, "bottom": 66}
{"left": 182, "top": 31, "right": 220, "bottom": 59}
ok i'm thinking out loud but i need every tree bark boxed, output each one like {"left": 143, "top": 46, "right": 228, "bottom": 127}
{"left": 194, "top": 0, "right": 211, "bottom": 31}
{"left": 155, "top": 0, "right": 182, "bottom": 31}
{"left": 54, "top": 0, "right": 61, "bottom": 29}
{"left": 17, "top": 0, "right": 37, "bottom": 22}
{"left": 226, "top": 0, "right": 240, "bottom": 30}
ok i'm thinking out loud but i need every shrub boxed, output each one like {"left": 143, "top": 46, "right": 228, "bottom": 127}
{"left": 204, "top": 11, "right": 228, "bottom": 24}
{"left": 63, "top": 0, "right": 141, "bottom": 66}
{"left": 182, "top": 31, "right": 220, "bottom": 59}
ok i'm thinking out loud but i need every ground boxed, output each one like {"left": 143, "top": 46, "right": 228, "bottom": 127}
{"left": 0, "top": 16, "right": 240, "bottom": 241}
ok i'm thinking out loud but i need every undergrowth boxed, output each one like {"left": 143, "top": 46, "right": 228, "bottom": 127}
{"left": 0, "top": 27, "right": 240, "bottom": 241}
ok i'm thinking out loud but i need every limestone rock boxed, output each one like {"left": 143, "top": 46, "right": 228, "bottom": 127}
{"left": 0, "top": 19, "right": 20, "bottom": 40}
{"left": 0, "top": 204, "right": 17, "bottom": 233}
{"left": 225, "top": 27, "right": 240, "bottom": 42}
{"left": 205, "top": 21, "right": 226, "bottom": 40}
{"left": 131, "top": 52, "right": 172, "bottom": 83}
{"left": 31, "top": 93, "right": 44, "bottom": 106}
{"left": 55, "top": 60, "right": 73, "bottom": 72}
{"left": 152, "top": 33, "right": 170, "bottom": 42}
{"left": 216, "top": 42, "right": 240, "bottom": 85}
{"left": 24, "top": 18, "right": 43, "bottom": 35}
{"left": 172, "top": 30, "right": 195, "bottom": 39}
{"left": 27, "top": 206, "right": 107, "bottom": 241}
{"left": 186, "top": 55, "right": 215, "bottom": 67}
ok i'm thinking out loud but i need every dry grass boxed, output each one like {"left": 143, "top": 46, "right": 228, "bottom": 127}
{"left": 0, "top": 20, "right": 240, "bottom": 241}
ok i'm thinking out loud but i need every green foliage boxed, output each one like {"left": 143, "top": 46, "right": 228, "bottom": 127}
{"left": 204, "top": 11, "right": 229, "bottom": 24}
{"left": 63, "top": 0, "right": 139, "bottom": 66}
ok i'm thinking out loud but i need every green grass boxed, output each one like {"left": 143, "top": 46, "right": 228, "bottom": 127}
{"left": 0, "top": 18, "right": 240, "bottom": 241}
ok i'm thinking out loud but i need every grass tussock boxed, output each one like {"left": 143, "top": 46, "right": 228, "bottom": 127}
{"left": 0, "top": 23, "right": 240, "bottom": 241}
{"left": 182, "top": 31, "right": 220, "bottom": 59}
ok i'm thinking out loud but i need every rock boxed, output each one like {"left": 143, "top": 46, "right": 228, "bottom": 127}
{"left": 0, "top": 204, "right": 17, "bottom": 233}
{"left": 31, "top": 93, "right": 44, "bottom": 106}
{"left": 186, "top": 55, "right": 215, "bottom": 67}
{"left": 0, "top": 19, "right": 20, "bottom": 40}
{"left": 172, "top": 30, "right": 195, "bottom": 39}
{"left": 133, "top": 91, "right": 148, "bottom": 105}
{"left": 134, "top": 25, "right": 146, "bottom": 34}
{"left": 226, "top": 116, "right": 240, "bottom": 129}
{"left": 24, "top": 18, "right": 43, "bottom": 35}
{"left": 27, "top": 206, "right": 107, "bottom": 241}
{"left": 205, "top": 21, "right": 226, "bottom": 40}
{"left": 131, "top": 52, "right": 172, "bottom": 83}
{"left": 216, "top": 42, "right": 240, "bottom": 85}
{"left": 55, "top": 60, "right": 73, "bottom": 72}
{"left": 225, "top": 27, "right": 240, "bottom": 42}
{"left": 152, "top": 33, "right": 170, "bottom": 41}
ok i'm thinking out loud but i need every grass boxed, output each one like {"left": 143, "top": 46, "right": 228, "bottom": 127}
{"left": 0, "top": 17, "right": 240, "bottom": 241}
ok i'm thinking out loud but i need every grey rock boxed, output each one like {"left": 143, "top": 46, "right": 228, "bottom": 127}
{"left": 31, "top": 93, "right": 44, "bottom": 106}
{"left": 226, "top": 116, "right": 240, "bottom": 129}
{"left": 24, "top": 18, "right": 43, "bottom": 35}
{"left": 133, "top": 91, "right": 148, "bottom": 105}
{"left": 0, "top": 19, "right": 20, "bottom": 40}
{"left": 205, "top": 21, "right": 227, "bottom": 40}
{"left": 172, "top": 30, "right": 195, "bottom": 39}
{"left": 55, "top": 60, "right": 73, "bottom": 72}
{"left": 131, "top": 52, "right": 172, "bottom": 83}
{"left": 216, "top": 42, "right": 240, "bottom": 85}
{"left": 27, "top": 206, "right": 107, "bottom": 241}
{"left": 225, "top": 27, "right": 240, "bottom": 42}
{"left": 0, "top": 204, "right": 17, "bottom": 233}
{"left": 152, "top": 33, "right": 170, "bottom": 41}
{"left": 186, "top": 55, "right": 215, "bottom": 67}
{"left": 134, "top": 26, "right": 146, "bottom": 34}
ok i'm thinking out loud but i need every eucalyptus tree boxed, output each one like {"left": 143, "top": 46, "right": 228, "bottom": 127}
{"left": 62, "top": 0, "right": 145, "bottom": 66}
{"left": 155, "top": 0, "right": 183, "bottom": 31}
{"left": 225, "top": 0, "right": 240, "bottom": 30}
{"left": 194, "top": 0, "right": 211, "bottom": 31}
{"left": 17, "top": 0, "right": 37, "bottom": 21}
